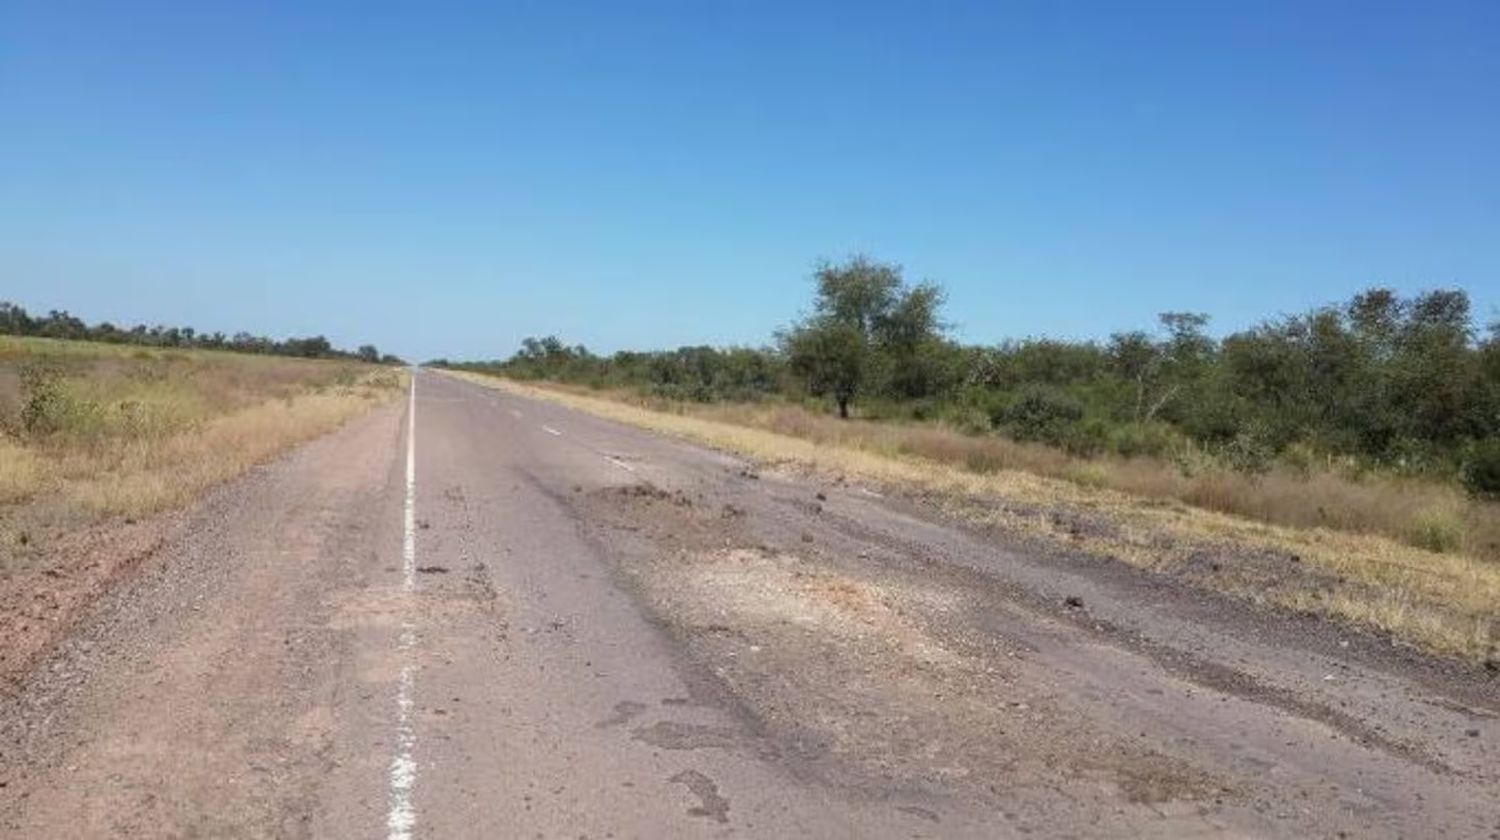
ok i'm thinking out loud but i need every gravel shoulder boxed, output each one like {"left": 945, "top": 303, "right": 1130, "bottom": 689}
{"left": 0, "top": 401, "right": 409, "bottom": 837}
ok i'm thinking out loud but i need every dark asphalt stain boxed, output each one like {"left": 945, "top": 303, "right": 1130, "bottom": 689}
{"left": 632, "top": 720, "right": 741, "bottom": 750}
{"left": 897, "top": 804, "right": 941, "bottom": 822}
{"left": 668, "top": 769, "right": 730, "bottom": 823}
{"left": 596, "top": 700, "right": 647, "bottom": 729}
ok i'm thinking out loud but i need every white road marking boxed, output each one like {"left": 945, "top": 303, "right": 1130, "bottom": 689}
{"left": 388, "top": 372, "right": 419, "bottom": 840}
{"left": 541, "top": 425, "right": 562, "bottom": 436}
{"left": 403, "top": 375, "right": 417, "bottom": 589}
{"left": 605, "top": 455, "right": 636, "bottom": 473}
{"left": 388, "top": 651, "right": 417, "bottom": 839}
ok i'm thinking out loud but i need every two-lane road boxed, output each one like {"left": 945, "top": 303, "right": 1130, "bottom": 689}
{"left": 2, "top": 369, "right": 1495, "bottom": 838}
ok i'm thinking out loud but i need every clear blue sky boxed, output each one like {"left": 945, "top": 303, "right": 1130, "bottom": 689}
{"left": 3, "top": 1, "right": 1497, "bottom": 361}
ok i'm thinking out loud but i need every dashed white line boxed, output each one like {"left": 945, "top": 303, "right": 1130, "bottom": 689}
{"left": 541, "top": 425, "right": 562, "bottom": 436}
{"left": 388, "top": 371, "right": 419, "bottom": 840}
{"left": 605, "top": 455, "right": 636, "bottom": 473}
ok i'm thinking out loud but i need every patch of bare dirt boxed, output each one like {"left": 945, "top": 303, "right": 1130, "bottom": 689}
{"left": 0, "top": 512, "right": 179, "bottom": 690}
{"left": 579, "top": 482, "right": 1228, "bottom": 816}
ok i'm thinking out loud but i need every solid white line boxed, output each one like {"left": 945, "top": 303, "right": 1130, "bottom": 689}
{"left": 387, "top": 652, "right": 417, "bottom": 839}
{"left": 403, "top": 374, "right": 417, "bottom": 589}
{"left": 541, "top": 425, "right": 562, "bottom": 436}
{"left": 388, "top": 372, "right": 419, "bottom": 840}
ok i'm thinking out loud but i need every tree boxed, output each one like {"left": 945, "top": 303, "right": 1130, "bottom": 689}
{"left": 0, "top": 302, "right": 34, "bottom": 334}
{"left": 877, "top": 281, "right": 952, "bottom": 399}
{"left": 785, "top": 320, "right": 865, "bottom": 418}
{"left": 783, "top": 255, "right": 949, "bottom": 417}
{"left": 1108, "top": 330, "right": 1163, "bottom": 422}
{"left": 813, "top": 255, "right": 901, "bottom": 333}
{"left": 284, "top": 335, "right": 333, "bottom": 358}
{"left": 357, "top": 344, "right": 381, "bottom": 363}
{"left": 1391, "top": 289, "right": 1477, "bottom": 447}
{"left": 0, "top": 301, "right": 380, "bottom": 361}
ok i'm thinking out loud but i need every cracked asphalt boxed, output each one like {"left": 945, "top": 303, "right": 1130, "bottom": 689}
{"left": 1, "top": 369, "right": 1495, "bottom": 838}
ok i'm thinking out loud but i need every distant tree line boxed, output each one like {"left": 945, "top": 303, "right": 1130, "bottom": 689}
{"left": 435, "top": 256, "right": 1500, "bottom": 496}
{"left": 0, "top": 301, "right": 402, "bottom": 364}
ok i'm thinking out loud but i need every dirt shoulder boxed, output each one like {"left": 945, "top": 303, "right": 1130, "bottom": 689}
{"left": 0, "top": 376, "right": 403, "bottom": 690}
{"left": 0, "top": 398, "right": 409, "bottom": 838}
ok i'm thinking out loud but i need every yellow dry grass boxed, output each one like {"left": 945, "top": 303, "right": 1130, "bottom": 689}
{"left": 0, "top": 439, "right": 43, "bottom": 505}
{"left": 674, "top": 399, "right": 1499, "bottom": 560}
{"left": 67, "top": 389, "right": 391, "bottom": 514}
{"left": 454, "top": 371, "right": 1500, "bottom": 662}
{"left": 1, "top": 336, "right": 404, "bottom": 522}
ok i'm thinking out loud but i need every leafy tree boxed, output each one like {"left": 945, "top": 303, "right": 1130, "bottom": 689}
{"left": 784, "top": 320, "right": 866, "bottom": 418}
{"left": 1391, "top": 289, "right": 1477, "bottom": 447}
{"left": 1462, "top": 438, "right": 1500, "bottom": 499}
{"left": 284, "top": 335, "right": 334, "bottom": 358}
{"left": 813, "top": 255, "right": 902, "bottom": 332}
{"left": 877, "top": 281, "right": 954, "bottom": 399}
{"left": 1108, "top": 330, "right": 1163, "bottom": 422}
{"left": 0, "top": 300, "right": 381, "bottom": 361}
{"left": 783, "top": 255, "right": 949, "bottom": 417}
{"left": 440, "top": 277, "right": 1499, "bottom": 484}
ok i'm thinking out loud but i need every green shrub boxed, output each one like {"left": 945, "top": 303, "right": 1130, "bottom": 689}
{"left": 908, "top": 398, "right": 940, "bottom": 421}
{"left": 1404, "top": 507, "right": 1466, "bottom": 554}
{"left": 1279, "top": 440, "right": 1320, "bottom": 475}
{"left": 1461, "top": 438, "right": 1500, "bottom": 499}
{"left": 19, "top": 363, "right": 66, "bottom": 436}
{"left": 1062, "top": 462, "right": 1109, "bottom": 488}
{"left": 1109, "top": 421, "right": 1180, "bottom": 459}
{"left": 941, "top": 404, "right": 991, "bottom": 436}
{"left": 992, "top": 385, "right": 1084, "bottom": 446}
{"left": 1221, "top": 429, "right": 1276, "bottom": 475}
{"left": 1061, "top": 416, "right": 1111, "bottom": 457}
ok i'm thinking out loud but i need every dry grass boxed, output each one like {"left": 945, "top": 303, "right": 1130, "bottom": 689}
{"left": 0, "top": 336, "right": 403, "bottom": 524}
{"left": 67, "top": 390, "right": 394, "bottom": 514}
{"left": 666, "top": 400, "right": 1500, "bottom": 562}
{"left": 0, "top": 439, "right": 43, "bottom": 505}
{"left": 481, "top": 382, "right": 1500, "bottom": 561}
{"left": 455, "top": 372, "right": 1500, "bottom": 662}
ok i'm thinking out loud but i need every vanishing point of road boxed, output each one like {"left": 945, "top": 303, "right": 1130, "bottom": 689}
{"left": 1, "top": 370, "right": 1495, "bottom": 838}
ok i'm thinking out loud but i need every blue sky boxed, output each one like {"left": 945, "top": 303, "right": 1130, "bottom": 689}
{"left": 3, "top": 1, "right": 1497, "bottom": 361}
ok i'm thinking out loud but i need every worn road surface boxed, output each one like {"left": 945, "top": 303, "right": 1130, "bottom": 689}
{"left": 2, "top": 369, "right": 1496, "bottom": 838}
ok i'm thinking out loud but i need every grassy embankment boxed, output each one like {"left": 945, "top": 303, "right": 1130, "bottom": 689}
{"left": 452, "top": 371, "right": 1500, "bottom": 664}
{"left": 0, "top": 336, "right": 403, "bottom": 540}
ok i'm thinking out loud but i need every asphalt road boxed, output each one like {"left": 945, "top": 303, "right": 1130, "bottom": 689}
{"left": 1, "top": 369, "right": 1495, "bottom": 838}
